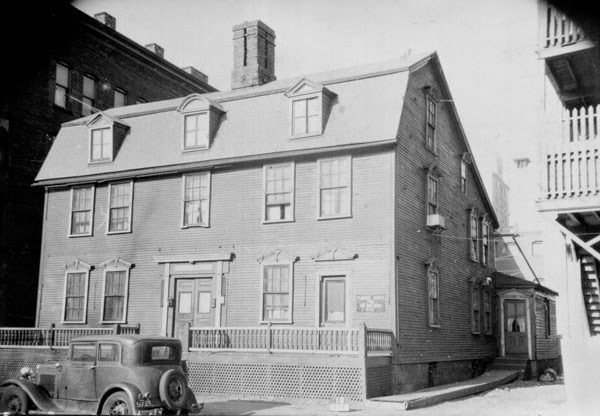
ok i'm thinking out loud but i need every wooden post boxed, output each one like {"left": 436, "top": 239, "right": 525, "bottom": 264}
{"left": 114, "top": 324, "right": 120, "bottom": 335}
{"left": 48, "top": 323, "right": 55, "bottom": 349}
{"left": 359, "top": 322, "right": 368, "bottom": 400}
{"left": 267, "top": 322, "right": 272, "bottom": 354}
{"left": 183, "top": 322, "right": 190, "bottom": 351}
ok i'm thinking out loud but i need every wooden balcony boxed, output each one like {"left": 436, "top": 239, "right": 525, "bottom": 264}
{"left": 539, "top": 3, "right": 592, "bottom": 59}
{"left": 189, "top": 324, "right": 394, "bottom": 356}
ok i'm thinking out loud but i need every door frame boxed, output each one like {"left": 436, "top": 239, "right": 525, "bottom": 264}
{"left": 315, "top": 271, "right": 351, "bottom": 327}
{"left": 498, "top": 289, "right": 532, "bottom": 359}
{"left": 169, "top": 274, "right": 215, "bottom": 337}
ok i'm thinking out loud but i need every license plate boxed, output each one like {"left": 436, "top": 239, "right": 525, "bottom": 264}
{"left": 136, "top": 399, "right": 152, "bottom": 408}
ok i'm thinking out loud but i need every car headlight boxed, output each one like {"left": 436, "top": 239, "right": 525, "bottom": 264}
{"left": 20, "top": 367, "right": 33, "bottom": 379}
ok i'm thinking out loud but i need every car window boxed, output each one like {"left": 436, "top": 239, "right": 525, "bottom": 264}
{"left": 98, "top": 343, "right": 120, "bottom": 362}
{"left": 72, "top": 343, "right": 96, "bottom": 362}
{"left": 151, "top": 345, "right": 175, "bottom": 360}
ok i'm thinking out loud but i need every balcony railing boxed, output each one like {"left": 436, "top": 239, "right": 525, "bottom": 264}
{"left": 543, "top": 4, "right": 586, "bottom": 49}
{"left": 564, "top": 106, "right": 600, "bottom": 142}
{"left": 545, "top": 140, "right": 599, "bottom": 199}
{"left": 189, "top": 324, "right": 394, "bottom": 355}
{"left": 0, "top": 324, "right": 140, "bottom": 348}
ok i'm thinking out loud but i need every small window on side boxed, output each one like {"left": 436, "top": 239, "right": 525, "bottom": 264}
{"left": 71, "top": 343, "right": 96, "bottom": 362}
{"left": 98, "top": 343, "right": 120, "bottom": 362}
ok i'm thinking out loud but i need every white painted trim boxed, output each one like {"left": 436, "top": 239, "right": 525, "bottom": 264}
{"left": 68, "top": 185, "right": 95, "bottom": 237}
{"left": 181, "top": 171, "right": 211, "bottom": 228}
{"left": 99, "top": 267, "right": 130, "bottom": 324}
{"left": 262, "top": 162, "right": 295, "bottom": 223}
{"left": 154, "top": 253, "right": 233, "bottom": 263}
{"left": 61, "top": 269, "right": 90, "bottom": 324}
{"left": 315, "top": 271, "right": 351, "bottom": 328}
{"left": 88, "top": 125, "right": 114, "bottom": 163}
{"left": 106, "top": 180, "right": 133, "bottom": 234}
{"left": 289, "top": 93, "right": 323, "bottom": 138}
{"left": 316, "top": 155, "right": 352, "bottom": 220}
{"left": 181, "top": 111, "right": 210, "bottom": 151}
{"left": 259, "top": 261, "right": 295, "bottom": 324}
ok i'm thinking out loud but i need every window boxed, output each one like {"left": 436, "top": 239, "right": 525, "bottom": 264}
{"left": 481, "top": 218, "right": 490, "bottom": 265}
{"left": 151, "top": 345, "right": 176, "bottom": 361}
{"left": 318, "top": 156, "right": 351, "bottom": 219}
{"left": 63, "top": 272, "right": 88, "bottom": 322}
{"left": 292, "top": 97, "right": 320, "bottom": 136}
{"left": 427, "top": 175, "right": 438, "bottom": 215}
{"left": 98, "top": 343, "right": 120, "bottom": 362}
{"left": 82, "top": 76, "right": 95, "bottom": 116}
{"left": 472, "top": 286, "right": 481, "bottom": 334}
{"left": 427, "top": 262, "right": 440, "bottom": 327}
{"left": 198, "top": 292, "right": 211, "bottom": 314}
{"left": 483, "top": 290, "right": 492, "bottom": 335}
{"left": 425, "top": 92, "right": 437, "bottom": 150}
{"left": 469, "top": 210, "right": 479, "bottom": 261}
{"left": 90, "top": 127, "right": 111, "bottom": 162}
{"left": 261, "top": 264, "right": 292, "bottom": 322}
{"left": 460, "top": 160, "right": 467, "bottom": 192}
{"left": 183, "top": 112, "right": 209, "bottom": 150}
{"left": 71, "top": 344, "right": 96, "bottom": 362}
{"left": 264, "top": 163, "right": 294, "bottom": 222}
{"left": 69, "top": 186, "right": 94, "bottom": 236}
{"left": 182, "top": 173, "right": 210, "bottom": 227}
{"left": 320, "top": 276, "right": 346, "bottom": 324}
{"left": 114, "top": 89, "right": 127, "bottom": 107}
{"left": 102, "top": 270, "right": 128, "bottom": 322}
{"left": 108, "top": 182, "right": 133, "bottom": 233}
{"left": 54, "top": 63, "right": 69, "bottom": 108}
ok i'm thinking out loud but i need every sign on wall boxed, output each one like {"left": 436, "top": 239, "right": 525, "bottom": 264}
{"left": 356, "top": 295, "right": 386, "bottom": 312}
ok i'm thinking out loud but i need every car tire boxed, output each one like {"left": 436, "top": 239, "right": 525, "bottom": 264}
{"left": 101, "top": 391, "right": 133, "bottom": 415}
{"left": 0, "top": 385, "right": 30, "bottom": 415}
{"left": 159, "top": 369, "right": 188, "bottom": 410}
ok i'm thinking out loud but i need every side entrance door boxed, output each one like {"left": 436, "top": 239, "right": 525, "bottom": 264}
{"left": 504, "top": 299, "right": 528, "bottom": 356}
{"left": 173, "top": 278, "right": 215, "bottom": 343}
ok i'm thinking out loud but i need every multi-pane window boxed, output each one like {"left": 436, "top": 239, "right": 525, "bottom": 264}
{"left": 472, "top": 287, "right": 481, "bottom": 333}
{"left": 460, "top": 160, "right": 467, "bottom": 192}
{"left": 184, "top": 112, "right": 209, "bottom": 149}
{"left": 427, "top": 263, "right": 440, "bottom": 327}
{"left": 470, "top": 210, "right": 479, "bottom": 261}
{"left": 82, "top": 76, "right": 95, "bottom": 116}
{"left": 427, "top": 175, "right": 438, "bottom": 215}
{"left": 90, "top": 127, "right": 111, "bottom": 162}
{"left": 262, "top": 265, "right": 291, "bottom": 322}
{"left": 70, "top": 186, "right": 94, "bottom": 236}
{"left": 183, "top": 173, "right": 210, "bottom": 227}
{"left": 264, "top": 163, "right": 294, "bottom": 222}
{"left": 321, "top": 276, "right": 346, "bottom": 324}
{"left": 318, "top": 157, "right": 351, "bottom": 218}
{"left": 108, "top": 182, "right": 132, "bottom": 233}
{"left": 483, "top": 291, "right": 492, "bottom": 335}
{"left": 292, "top": 97, "right": 320, "bottom": 136}
{"left": 114, "top": 89, "right": 127, "bottom": 107}
{"left": 425, "top": 93, "right": 437, "bottom": 150}
{"left": 54, "top": 63, "right": 69, "bottom": 108}
{"left": 64, "top": 272, "right": 87, "bottom": 322}
{"left": 102, "top": 270, "right": 128, "bottom": 322}
{"left": 481, "top": 218, "right": 490, "bottom": 265}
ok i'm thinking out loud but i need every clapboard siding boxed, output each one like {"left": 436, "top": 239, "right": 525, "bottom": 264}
{"left": 393, "top": 62, "right": 497, "bottom": 363}
{"left": 535, "top": 296, "right": 560, "bottom": 359}
{"left": 38, "top": 149, "right": 395, "bottom": 333}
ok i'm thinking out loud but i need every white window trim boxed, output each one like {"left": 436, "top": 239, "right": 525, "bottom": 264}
{"left": 106, "top": 180, "right": 134, "bottom": 235}
{"left": 316, "top": 155, "right": 352, "bottom": 220}
{"left": 289, "top": 93, "right": 323, "bottom": 139}
{"left": 181, "top": 172, "right": 211, "bottom": 228}
{"left": 259, "top": 261, "right": 294, "bottom": 324}
{"left": 262, "top": 162, "right": 295, "bottom": 224}
{"left": 100, "top": 267, "right": 130, "bottom": 324}
{"left": 89, "top": 126, "right": 114, "bottom": 164}
{"left": 315, "top": 271, "right": 350, "bottom": 328}
{"left": 61, "top": 270, "right": 90, "bottom": 324}
{"left": 181, "top": 110, "right": 210, "bottom": 152}
{"left": 427, "top": 263, "right": 441, "bottom": 328}
{"left": 68, "top": 185, "right": 95, "bottom": 238}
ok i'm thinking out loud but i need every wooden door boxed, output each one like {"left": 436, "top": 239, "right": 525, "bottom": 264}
{"left": 320, "top": 276, "right": 346, "bottom": 326}
{"left": 173, "top": 278, "right": 215, "bottom": 342}
{"left": 504, "top": 299, "right": 528, "bottom": 356}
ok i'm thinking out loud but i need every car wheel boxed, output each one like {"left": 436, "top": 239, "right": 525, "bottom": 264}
{"left": 0, "top": 385, "right": 30, "bottom": 415}
{"left": 159, "top": 369, "right": 188, "bottom": 410}
{"left": 101, "top": 391, "right": 133, "bottom": 415}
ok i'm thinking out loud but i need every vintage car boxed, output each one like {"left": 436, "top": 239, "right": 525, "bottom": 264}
{"left": 0, "top": 335, "right": 202, "bottom": 415}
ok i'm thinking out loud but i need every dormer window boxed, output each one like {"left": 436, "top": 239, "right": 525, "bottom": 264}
{"left": 285, "top": 79, "right": 336, "bottom": 139}
{"left": 178, "top": 94, "right": 224, "bottom": 152}
{"left": 87, "top": 113, "right": 129, "bottom": 164}
{"left": 91, "top": 127, "right": 111, "bottom": 162}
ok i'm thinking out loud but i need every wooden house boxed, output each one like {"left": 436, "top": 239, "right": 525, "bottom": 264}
{"left": 29, "top": 21, "right": 500, "bottom": 399}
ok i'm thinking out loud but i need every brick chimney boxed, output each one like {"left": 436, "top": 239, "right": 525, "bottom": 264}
{"left": 145, "top": 43, "right": 164, "bottom": 58}
{"left": 231, "top": 20, "right": 275, "bottom": 90}
{"left": 94, "top": 12, "right": 116, "bottom": 30}
{"left": 182, "top": 66, "right": 209, "bottom": 84}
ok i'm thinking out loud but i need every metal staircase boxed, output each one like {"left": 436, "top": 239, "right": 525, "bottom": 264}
{"left": 581, "top": 255, "right": 600, "bottom": 335}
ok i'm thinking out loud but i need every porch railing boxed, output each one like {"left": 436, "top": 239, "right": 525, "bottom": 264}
{"left": 563, "top": 105, "right": 600, "bottom": 143}
{"left": 189, "top": 324, "right": 393, "bottom": 355}
{"left": 543, "top": 4, "right": 586, "bottom": 49}
{"left": 0, "top": 324, "right": 140, "bottom": 348}
{"left": 545, "top": 140, "right": 600, "bottom": 199}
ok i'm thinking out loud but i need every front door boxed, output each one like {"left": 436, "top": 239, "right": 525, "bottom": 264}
{"left": 504, "top": 299, "right": 528, "bottom": 356}
{"left": 173, "top": 278, "right": 215, "bottom": 341}
{"left": 320, "top": 276, "right": 346, "bottom": 326}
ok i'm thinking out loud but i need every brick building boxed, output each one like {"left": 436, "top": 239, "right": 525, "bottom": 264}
{"left": 0, "top": 3, "right": 215, "bottom": 326}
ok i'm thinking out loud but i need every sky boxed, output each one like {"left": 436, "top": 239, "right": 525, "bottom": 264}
{"left": 73, "top": 0, "right": 555, "bottom": 227}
